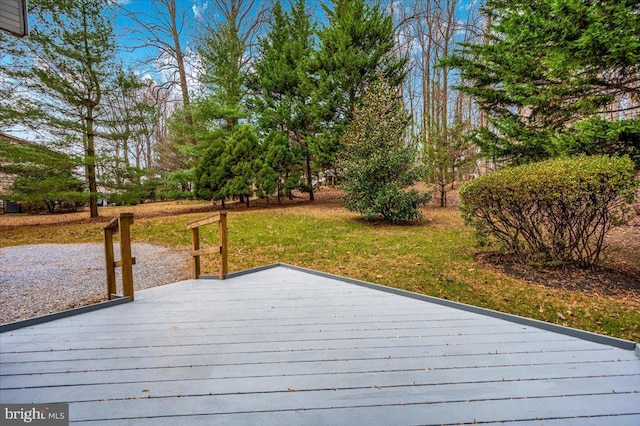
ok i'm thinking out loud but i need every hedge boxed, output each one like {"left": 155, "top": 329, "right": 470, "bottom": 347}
{"left": 459, "top": 156, "right": 638, "bottom": 267}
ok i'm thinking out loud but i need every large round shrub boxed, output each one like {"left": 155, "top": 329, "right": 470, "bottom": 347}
{"left": 459, "top": 156, "right": 638, "bottom": 267}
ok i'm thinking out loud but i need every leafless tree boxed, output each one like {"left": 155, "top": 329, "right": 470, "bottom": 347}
{"left": 122, "top": 0, "right": 195, "bottom": 144}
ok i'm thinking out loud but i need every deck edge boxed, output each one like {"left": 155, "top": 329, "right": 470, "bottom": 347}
{"left": 198, "top": 263, "right": 282, "bottom": 280}
{"left": 276, "top": 263, "right": 638, "bottom": 352}
{"left": 0, "top": 297, "right": 131, "bottom": 333}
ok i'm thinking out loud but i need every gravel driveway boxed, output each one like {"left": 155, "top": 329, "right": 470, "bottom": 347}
{"left": 0, "top": 243, "right": 190, "bottom": 324}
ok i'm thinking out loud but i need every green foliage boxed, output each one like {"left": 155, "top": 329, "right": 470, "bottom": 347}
{"left": 158, "top": 106, "right": 198, "bottom": 173}
{"left": 256, "top": 130, "right": 301, "bottom": 202}
{"left": 156, "top": 168, "right": 196, "bottom": 200}
{"left": 194, "top": 125, "right": 260, "bottom": 206}
{"left": 227, "top": 125, "right": 260, "bottom": 205}
{"left": 446, "top": 0, "right": 640, "bottom": 165}
{"left": 198, "top": 18, "right": 247, "bottom": 130}
{"left": 106, "top": 190, "right": 142, "bottom": 206}
{"left": 0, "top": 140, "right": 86, "bottom": 213}
{"left": 195, "top": 132, "right": 230, "bottom": 203}
{"left": 339, "top": 78, "right": 429, "bottom": 222}
{"left": 424, "top": 121, "right": 477, "bottom": 207}
{"left": 460, "top": 156, "right": 639, "bottom": 267}
{"left": 0, "top": 0, "right": 117, "bottom": 217}
{"left": 556, "top": 118, "right": 640, "bottom": 168}
{"left": 254, "top": 0, "right": 316, "bottom": 199}
{"left": 314, "top": 0, "right": 407, "bottom": 169}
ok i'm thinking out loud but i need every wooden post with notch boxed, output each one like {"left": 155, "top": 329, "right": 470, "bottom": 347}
{"left": 191, "top": 226, "right": 201, "bottom": 279}
{"left": 219, "top": 212, "right": 228, "bottom": 279}
{"left": 118, "top": 213, "right": 134, "bottom": 300}
{"left": 187, "top": 211, "right": 228, "bottom": 280}
{"left": 104, "top": 213, "right": 136, "bottom": 301}
{"left": 104, "top": 221, "right": 117, "bottom": 298}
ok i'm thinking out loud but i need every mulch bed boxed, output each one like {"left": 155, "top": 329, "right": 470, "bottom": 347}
{"left": 477, "top": 252, "right": 640, "bottom": 297}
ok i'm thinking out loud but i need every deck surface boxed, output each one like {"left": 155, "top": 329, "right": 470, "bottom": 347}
{"left": 1, "top": 265, "right": 639, "bottom": 425}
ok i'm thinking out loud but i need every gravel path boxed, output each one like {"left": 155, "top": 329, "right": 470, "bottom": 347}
{"left": 0, "top": 243, "right": 190, "bottom": 324}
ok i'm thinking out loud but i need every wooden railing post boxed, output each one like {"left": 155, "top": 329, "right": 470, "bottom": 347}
{"left": 118, "top": 213, "right": 134, "bottom": 301}
{"left": 219, "top": 211, "right": 227, "bottom": 280}
{"left": 191, "top": 226, "right": 201, "bottom": 279}
{"left": 187, "top": 211, "right": 228, "bottom": 280}
{"left": 104, "top": 226, "right": 116, "bottom": 299}
{"left": 103, "top": 213, "right": 135, "bottom": 301}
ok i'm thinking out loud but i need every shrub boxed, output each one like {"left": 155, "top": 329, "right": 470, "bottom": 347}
{"left": 106, "top": 190, "right": 144, "bottom": 206}
{"left": 459, "top": 156, "right": 638, "bottom": 267}
{"left": 339, "top": 77, "right": 429, "bottom": 223}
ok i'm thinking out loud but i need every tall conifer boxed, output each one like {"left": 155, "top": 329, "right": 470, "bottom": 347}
{"left": 255, "top": 0, "right": 316, "bottom": 200}
{"left": 0, "top": 0, "right": 116, "bottom": 217}
{"left": 445, "top": 0, "right": 640, "bottom": 165}
{"left": 314, "top": 0, "right": 406, "bottom": 170}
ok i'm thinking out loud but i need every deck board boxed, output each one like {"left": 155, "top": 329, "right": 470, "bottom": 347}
{"left": 2, "top": 265, "right": 639, "bottom": 425}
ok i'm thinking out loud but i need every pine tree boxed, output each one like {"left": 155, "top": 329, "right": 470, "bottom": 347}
{"left": 340, "top": 78, "right": 429, "bottom": 222}
{"left": 254, "top": 0, "right": 315, "bottom": 200}
{"left": 256, "top": 130, "right": 301, "bottom": 202}
{"left": 314, "top": 0, "right": 407, "bottom": 171}
{"left": 194, "top": 132, "right": 230, "bottom": 206}
{"left": 0, "top": 0, "right": 117, "bottom": 218}
{"left": 0, "top": 139, "right": 85, "bottom": 213}
{"left": 199, "top": 20, "right": 247, "bottom": 130}
{"left": 445, "top": 0, "right": 640, "bottom": 165}
{"left": 226, "top": 125, "right": 260, "bottom": 207}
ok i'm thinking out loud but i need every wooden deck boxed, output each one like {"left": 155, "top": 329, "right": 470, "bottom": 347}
{"left": 1, "top": 264, "right": 639, "bottom": 425}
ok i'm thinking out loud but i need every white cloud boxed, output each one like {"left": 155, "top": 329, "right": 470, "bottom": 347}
{"left": 192, "top": 1, "right": 208, "bottom": 19}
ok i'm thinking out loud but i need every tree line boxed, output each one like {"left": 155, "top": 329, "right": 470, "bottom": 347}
{"left": 1, "top": 0, "right": 637, "bottom": 220}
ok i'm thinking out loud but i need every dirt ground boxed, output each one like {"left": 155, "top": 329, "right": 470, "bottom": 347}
{"left": 1, "top": 187, "right": 639, "bottom": 293}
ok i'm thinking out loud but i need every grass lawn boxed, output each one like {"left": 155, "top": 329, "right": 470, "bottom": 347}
{"left": 1, "top": 193, "right": 638, "bottom": 342}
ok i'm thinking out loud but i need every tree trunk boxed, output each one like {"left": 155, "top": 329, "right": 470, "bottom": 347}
{"left": 86, "top": 106, "right": 99, "bottom": 218}
{"left": 440, "top": 182, "right": 447, "bottom": 207}
{"left": 167, "top": 0, "right": 195, "bottom": 145}
{"left": 277, "top": 181, "right": 282, "bottom": 203}
{"left": 305, "top": 152, "right": 314, "bottom": 201}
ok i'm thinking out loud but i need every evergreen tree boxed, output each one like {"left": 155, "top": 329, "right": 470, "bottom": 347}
{"left": 0, "top": 139, "right": 85, "bottom": 213}
{"left": 194, "top": 132, "right": 230, "bottom": 206}
{"left": 195, "top": 125, "right": 260, "bottom": 207}
{"left": 0, "top": 0, "right": 117, "bottom": 218}
{"left": 197, "top": 0, "right": 263, "bottom": 130}
{"left": 226, "top": 125, "right": 260, "bottom": 207}
{"left": 314, "top": 0, "right": 407, "bottom": 171}
{"left": 198, "top": 19, "right": 247, "bottom": 130}
{"left": 254, "top": 0, "right": 315, "bottom": 200}
{"left": 445, "top": 0, "right": 640, "bottom": 165}
{"left": 257, "top": 130, "right": 301, "bottom": 202}
{"left": 340, "top": 78, "right": 429, "bottom": 222}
